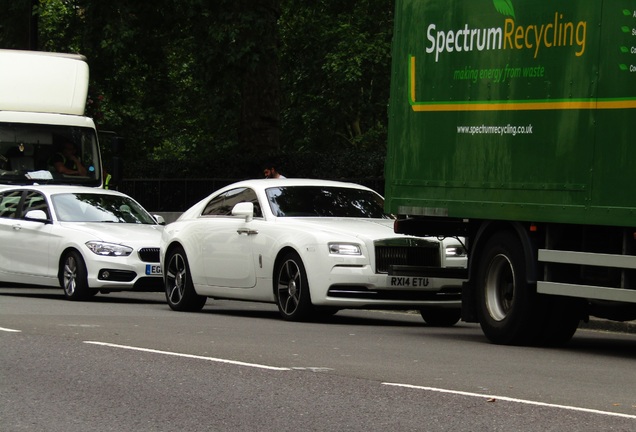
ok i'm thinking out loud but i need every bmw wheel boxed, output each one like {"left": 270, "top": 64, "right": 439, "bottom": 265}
{"left": 60, "top": 251, "right": 91, "bottom": 301}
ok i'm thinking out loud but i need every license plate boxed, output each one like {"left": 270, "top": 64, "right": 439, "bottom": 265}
{"left": 146, "top": 264, "right": 162, "bottom": 275}
{"left": 389, "top": 276, "right": 429, "bottom": 287}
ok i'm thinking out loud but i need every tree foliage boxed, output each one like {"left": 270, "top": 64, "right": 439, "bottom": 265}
{"left": 0, "top": 0, "right": 37, "bottom": 49}
{"left": 0, "top": 0, "right": 392, "bottom": 179}
{"left": 279, "top": 0, "right": 392, "bottom": 153}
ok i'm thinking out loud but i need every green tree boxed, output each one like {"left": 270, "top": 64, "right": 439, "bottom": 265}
{"left": 34, "top": 0, "right": 281, "bottom": 176}
{"left": 0, "top": 0, "right": 38, "bottom": 49}
{"left": 2, "top": 0, "right": 392, "bottom": 179}
{"left": 279, "top": 0, "right": 392, "bottom": 153}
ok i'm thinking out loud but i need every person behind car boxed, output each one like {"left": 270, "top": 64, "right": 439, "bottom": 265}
{"left": 263, "top": 163, "right": 286, "bottom": 179}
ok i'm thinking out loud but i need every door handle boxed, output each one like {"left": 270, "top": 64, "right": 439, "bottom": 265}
{"left": 237, "top": 228, "right": 258, "bottom": 236}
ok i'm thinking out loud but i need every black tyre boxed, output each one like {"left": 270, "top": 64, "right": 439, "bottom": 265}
{"left": 419, "top": 307, "right": 461, "bottom": 327}
{"left": 536, "top": 296, "right": 581, "bottom": 346}
{"left": 60, "top": 250, "right": 91, "bottom": 301}
{"left": 274, "top": 251, "right": 313, "bottom": 321}
{"left": 477, "top": 231, "right": 540, "bottom": 345}
{"left": 164, "top": 246, "right": 207, "bottom": 312}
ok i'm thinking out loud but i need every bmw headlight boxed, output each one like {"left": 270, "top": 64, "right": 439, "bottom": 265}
{"left": 329, "top": 243, "right": 362, "bottom": 255}
{"left": 86, "top": 241, "right": 133, "bottom": 257}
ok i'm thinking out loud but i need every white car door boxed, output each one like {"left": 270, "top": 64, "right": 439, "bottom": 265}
{"left": 196, "top": 216, "right": 256, "bottom": 288}
{"left": 0, "top": 190, "right": 23, "bottom": 276}
{"left": 190, "top": 187, "right": 260, "bottom": 289}
{"left": 0, "top": 190, "right": 52, "bottom": 277}
{"left": 10, "top": 218, "right": 54, "bottom": 276}
{"left": 12, "top": 191, "right": 53, "bottom": 276}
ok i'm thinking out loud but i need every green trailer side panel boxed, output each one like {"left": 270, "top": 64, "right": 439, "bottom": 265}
{"left": 385, "top": 0, "right": 636, "bottom": 227}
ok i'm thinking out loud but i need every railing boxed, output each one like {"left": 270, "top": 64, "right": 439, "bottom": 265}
{"left": 119, "top": 177, "right": 385, "bottom": 212}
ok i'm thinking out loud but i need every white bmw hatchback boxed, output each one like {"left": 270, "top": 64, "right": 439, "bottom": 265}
{"left": 0, "top": 185, "right": 164, "bottom": 300}
{"left": 160, "top": 179, "right": 467, "bottom": 325}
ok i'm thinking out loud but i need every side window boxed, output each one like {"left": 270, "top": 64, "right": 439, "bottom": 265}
{"left": 202, "top": 190, "right": 238, "bottom": 216}
{"left": 0, "top": 190, "right": 23, "bottom": 219}
{"left": 236, "top": 188, "right": 262, "bottom": 218}
{"left": 201, "top": 188, "right": 262, "bottom": 218}
{"left": 22, "top": 191, "right": 50, "bottom": 219}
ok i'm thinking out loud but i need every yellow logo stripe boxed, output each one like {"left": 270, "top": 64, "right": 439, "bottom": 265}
{"left": 409, "top": 56, "right": 636, "bottom": 111}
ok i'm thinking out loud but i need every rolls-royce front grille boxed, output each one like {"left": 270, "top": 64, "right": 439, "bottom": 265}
{"left": 375, "top": 245, "right": 440, "bottom": 274}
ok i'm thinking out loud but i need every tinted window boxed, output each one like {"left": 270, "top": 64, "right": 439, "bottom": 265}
{"left": 265, "top": 186, "right": 390, "bottom": 219}
{"left": 22, "top": 191, "right": 50, "bottom": 219}
{"left": 52, "top": 193, "right": 156, "bottom": 224}
{"left": 0, "top": 190, "right": 22, "bottom": 219}
{"left": 202, "top": 188, "right": 262, "bottom": 218}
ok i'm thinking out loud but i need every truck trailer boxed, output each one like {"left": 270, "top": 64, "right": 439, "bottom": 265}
{"left": 384, "top": 0, "right": 636, "bottom": 345}
{"left": 0, "top": 49, "right": 119, "bottom": 189}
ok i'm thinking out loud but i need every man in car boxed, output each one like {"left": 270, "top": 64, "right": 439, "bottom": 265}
{"left": 50, "top": 142, "right": 87, "bottom": 176}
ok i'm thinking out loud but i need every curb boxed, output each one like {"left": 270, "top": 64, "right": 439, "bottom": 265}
{"left": 579, "top": 318, "right": 636, "bottom": 335}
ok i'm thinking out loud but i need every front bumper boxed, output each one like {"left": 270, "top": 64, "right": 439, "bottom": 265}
{"left": 311, "top": 264, "right": 465, "bottom": 307}
{"left": 84, "top": 249, "right": 163, "bottom": 291}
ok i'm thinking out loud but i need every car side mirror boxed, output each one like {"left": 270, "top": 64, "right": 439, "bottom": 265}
{"left": 232, "top": 202, "right": 254, "bottom": 222}
{"left": 153, "top": 214, "right": 166, "bottom": 225}
{"left": 24, "top": 209, "right": 50, "bottom": 223}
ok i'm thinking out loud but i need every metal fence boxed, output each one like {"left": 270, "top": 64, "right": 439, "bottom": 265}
{"left": 119, "top": 177, "right": 385, "bottom": 212}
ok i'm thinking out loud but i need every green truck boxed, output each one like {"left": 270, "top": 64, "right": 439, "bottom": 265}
{"left": 384, "top": 0, "right": 636, "bottom": 345}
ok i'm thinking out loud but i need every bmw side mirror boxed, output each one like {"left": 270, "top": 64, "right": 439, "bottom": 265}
{"left": 24, "top": 209, "right": 50, "bottom": 223}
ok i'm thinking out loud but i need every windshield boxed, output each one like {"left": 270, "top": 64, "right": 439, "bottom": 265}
{"left": 52, "top": 193, "right": 157, "bottom": 224}
{"left": 0, "top": 123, "right": 101, "bottom": 187}
{"left": 265, "top": 186, "right": 391, "bottom": 219}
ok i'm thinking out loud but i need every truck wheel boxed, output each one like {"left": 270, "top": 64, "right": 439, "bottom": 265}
{"left": 419, "top": 307, "right": 461, "bottom": 327}
{"left": 536, "top": 296, "right": 581, "bottom": 346}
{"left": 477, "top": 231, "right": 539, "bottom": 345}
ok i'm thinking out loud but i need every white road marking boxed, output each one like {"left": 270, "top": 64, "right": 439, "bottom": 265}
{"left": 0, "top": 327, "right": 21, "bottom": 332}
{"left": 81, "top": 341, "right": 636, "bottom": 419}
{"left": 382, "top": 382, "right": 636, "bottom": 420}
{"left": 60, "top": 324, "right": 101, "bottom": 328}
{"left": 291, "top": 367, "right": 334, "bottom": 372}
{"left": 84, "top": 341, "right": 291, "bottom": 371}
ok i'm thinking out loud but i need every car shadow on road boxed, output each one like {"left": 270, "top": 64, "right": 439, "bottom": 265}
{"left": 561, "top": 331, "right": 636, "bottom": 359}
{"left": 198, "top": 305, "right": 435, "bottom": 328}
{"left": 420, "top": 326, "right": 636, "bottom": 359}
{"left": 0, "top": 287, "right": 166, "bottom": 305}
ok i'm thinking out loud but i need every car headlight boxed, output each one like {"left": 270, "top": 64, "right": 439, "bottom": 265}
{"left": 329, "top": 243, "right": 362, "bottom": 255}
{"left": 86, "top": 241, "right": 133, "bottom": 257}
{"left": 445, "top": 246, "right": 466, "bottom": 258}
